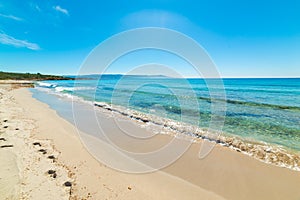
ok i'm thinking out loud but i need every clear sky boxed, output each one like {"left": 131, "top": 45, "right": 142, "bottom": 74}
{"left": 0, "top": 0, "right": 299, "bottom": 77}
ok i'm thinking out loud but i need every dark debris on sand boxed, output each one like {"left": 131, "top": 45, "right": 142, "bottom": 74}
{"left": 48, "top": 155, "right": 55, "bottom": 160}
{"left": 33, "top": 142, "right": 41, "bottom": 147}
{"left": 38, "top": 149, "right": 47, "bottom": 154}
{"left": 47, "top": 170, "right": 57, "bottom": 179}
{"left": 64, "top": 181, "right": 72, "bottom": 187}
{"left": 47, "top": 170, "right": 56, "bottom": 175}
{"left": 1, "top": 144, "right": 13, "bottom": 148}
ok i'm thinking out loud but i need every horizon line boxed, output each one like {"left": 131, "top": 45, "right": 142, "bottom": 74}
{"left": 1, "top": 70, "right": 299, "bottom": 79}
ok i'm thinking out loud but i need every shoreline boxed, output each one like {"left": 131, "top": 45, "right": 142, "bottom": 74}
{"left": 30, "top": 86, "right": 300, "bottom": 199}
{"left": 1, "top": 82, "right": 300, "bottom": 199}
{"left": 33, "top": 82, "right": 300, "bottom": 171}
{"left": 11, "top": 84, "right": 226, "bottom": 199}
{"left": 93, "top": 101, "right": 300, "bottom": 171}
{"left": 33, "top": 81, "right": 300, "bottom": 171}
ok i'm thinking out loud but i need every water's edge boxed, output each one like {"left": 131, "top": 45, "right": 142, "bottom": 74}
{"left": 31, "top": 87, "right": 300, "bottom": 171}
{"left": 93, "top": 101, "right": 300, "bottom": 171}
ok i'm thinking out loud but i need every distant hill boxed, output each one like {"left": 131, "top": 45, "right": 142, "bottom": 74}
{"left": 0, "top": 71, "right": 74, "bottom": 80}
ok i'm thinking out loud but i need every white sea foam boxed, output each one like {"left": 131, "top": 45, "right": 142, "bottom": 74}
{"left": 55, "top": 86, "right": 95, "bottom": 92}
{"left": 35, "top": 81, "right": 95, "bottom": 93}
{"left": 35, "top": 82, "right": 57, "bottom": 88}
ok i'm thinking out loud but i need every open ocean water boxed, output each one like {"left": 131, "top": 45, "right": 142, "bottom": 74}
{"left": 34, "top": 76, "right": 300, "bottom": 153}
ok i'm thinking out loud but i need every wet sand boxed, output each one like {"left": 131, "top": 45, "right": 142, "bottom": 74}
{"left": 1, "top": 83, "right": 300, "bottom": 199}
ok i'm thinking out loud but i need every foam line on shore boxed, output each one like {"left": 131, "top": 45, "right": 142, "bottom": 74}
{"left": 93, "top": 101, "right": 300, "bottom": 171}
{"left": 33, "top": 85, "right": 300, "bottom": 171}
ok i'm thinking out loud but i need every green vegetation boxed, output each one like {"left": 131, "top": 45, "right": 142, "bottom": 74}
{"left": 0, "top": 71, "right": 74, "bottom": 80}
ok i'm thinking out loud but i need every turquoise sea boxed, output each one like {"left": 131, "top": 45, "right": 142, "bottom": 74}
{"left": 34, "top": 76, "right": 300, "bottom": 152}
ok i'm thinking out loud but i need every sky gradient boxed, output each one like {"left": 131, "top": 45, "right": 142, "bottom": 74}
{"left": 0, "top": 0, "right": 299, "bottom": 77}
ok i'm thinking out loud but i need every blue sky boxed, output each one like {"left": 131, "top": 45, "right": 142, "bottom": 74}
{"left": 0, "top": 0, "right": 299, "bottom": 77}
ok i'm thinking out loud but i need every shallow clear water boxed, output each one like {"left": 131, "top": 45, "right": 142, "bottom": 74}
{"left": 34, "top": 76, "right": 300, "bottom": 152}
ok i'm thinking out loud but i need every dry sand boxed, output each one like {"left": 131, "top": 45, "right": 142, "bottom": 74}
{"left": 1, "top": 82, "right": 300, "bottom": 200}
{"left": 0, "top": 83, "right": 71, "bottom": 200}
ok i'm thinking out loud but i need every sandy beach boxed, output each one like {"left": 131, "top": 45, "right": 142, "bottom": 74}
{"left": 1, "top": 0, "right": 299, "bottom": 199}
{"left": 1, "top": 82, "right": 300, "bottom": 200}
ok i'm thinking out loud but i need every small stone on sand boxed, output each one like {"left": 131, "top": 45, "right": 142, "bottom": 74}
{"left": 64, "top": 181, "right": 72, "bottom": 187}
{"left": 48, "top": 155, "right": 55, "bottom": 159}
{"left": 38, "top": 149, "right": 47, "bottom": 153}
{"left": 48, "top": 170, "right": 56, "bottom": 175}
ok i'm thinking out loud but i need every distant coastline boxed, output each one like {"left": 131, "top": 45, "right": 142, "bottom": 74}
{"left": 0, "top": 71, "right": 74, "bottom": 81}
{"left": 1, "top": 71, "right": 298, "bottom": 80}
